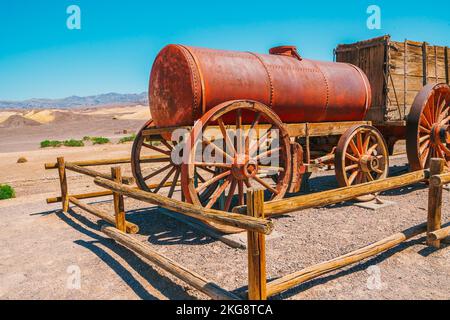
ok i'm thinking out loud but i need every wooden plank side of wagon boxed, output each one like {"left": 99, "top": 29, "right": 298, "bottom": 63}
{"left": 388, "top": 40, "right": 448, "bottom": 122}
{"left": 335, "top": 36, "right": 388, "bottom": 125}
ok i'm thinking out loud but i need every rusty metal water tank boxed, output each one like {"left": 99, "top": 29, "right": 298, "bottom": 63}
{"left": 148, "top": 44, "right": 372, "bottom": 127}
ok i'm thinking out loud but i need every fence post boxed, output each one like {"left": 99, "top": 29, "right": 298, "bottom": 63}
{"left": 427, "top": 158, "right": 445, "bottom": 248}
{"left": 111, "top": 166, "right": 126, "bottom": 232}
{"left": 57, "top": 157, "right": 69, "bottom": 212}
{"left": 247, "top": 189, "right": 267, "bottom": 300}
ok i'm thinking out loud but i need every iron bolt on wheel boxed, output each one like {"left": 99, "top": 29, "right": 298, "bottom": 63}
{"left": 406, "top": 83, "right": 450, "bottom": 171}
{"left": 335, "top": 125, "right": 389, "bottom": 202}
{"left": 181, "top": 100, "right": 291, "bottom": 233}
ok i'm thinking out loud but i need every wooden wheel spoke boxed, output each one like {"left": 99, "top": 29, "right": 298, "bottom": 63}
{"left": 194, "top": 162, "right": 232, "bottom": 169}
{"left": 429, "top": 95, "right": 436, "bottom": 122}
{"left": 435, "top": 146, "right": 445, "bottom": 159}
{"left": 419, "top": 139, "right": 430, "bottom": 154}
{"left": 217, "top": 118, "right": 237, "bottom": 157}
{"left": 249, "top": 126, "right": 273, "bottom": 156}
{"left": 202, "top": 138, "right": 234, "bottom": 163}
{"left": 345, "top": 152, "right": 359, "bottom": 162}
{"left": 224, "top": 179, "right": 237, "bottom": 211}
{"left": 435, "top": 93, "right": 444, "bottom": 121}
{"left": 419, "top": 125, "right": 431, "bottom": 134}
{"left": 366, "top": 143, "right": 379, "bottom": 155}
{"left": 362, "top": 134, "right": 371, "bottom": 153}
{"left": 349, "top": 139, "right": 361, "bottom": 158}
{"left": 259, "top": 165, "right": 285, "bottom": 172}
{"left": 355, "top": 172, "right": 362, "bottom": 184}
{"left": 419, "top": 134, "right": 430, "bottom": 143}
{"left": 143, "top": 163, "right": 172, "bottom": 181}
{"left": 154, "top": 166, "right": 177, "bottom": 193}
{"left": 345, "top": 163, "right": 359, "bottom": 171}
{"left": 255, "top": 147, "right": 282, "bottom": 161}
{"left": 205, "top": 177, "right": 231, "bottom": 209}
{"left": 437, "top": 103, "right": 449, "bottom": 123}
{"left": 236, "top": 109, "right": 243, "bottom": 153}
{"left": 140, "top": 157, "right": 172, "bottom": 164}
{"left": 159, "top": 139, "right": 173, "bottom": 151}
{"left": 348, "top": 170, "right": 359, "bottom": 185}
{"left": 440, "top": 115, "right": 450, "bottom": 126}
{"left": 196, "top": 171, "right": 206, "bottom": 183}
{"left": 420, "top": 114, "right": 431, "bottom": 129}
{"left": 142, "top": 142, "right": 172, "bottom": 156}
{"left": 423, "top": 103, "right": 434, "bottom": 124}
{"left": 245, "top": 112, "right": 262, "bottom": 155}
{"left": 365, "top": 172, "right": 374, "bottom": 181}
{"left": 420, "top": 147, "right": 430, "bottom": 167}
{"left": 372, "top": 167, "right": 383, "bottom": 174}
{"left": 167, "top": 168, "right": 180, "bottom": 198}
{"left": 438, "top": 144, "right": 450, "bottom": 156}
{"left": 356, "top": 132, "right": 364, "bottom": 154}
{"left": 252, "top": 175, "right": 279, "bottom": 195}
{"left": 195, "top": 170, "right": 231, "bottom": 193}
{"left": 196, "top": 165, "right": 217, "bottom": 175}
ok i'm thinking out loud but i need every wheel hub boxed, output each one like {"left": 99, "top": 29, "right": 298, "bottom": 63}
{"left": 431, "top": 124, "right": 449, "bottom": 145}
{"left": 360, "top": 155, "right": 379, "bottom": 173}
{"left": 231, "top": 154, "right": 258, "bottom": 180}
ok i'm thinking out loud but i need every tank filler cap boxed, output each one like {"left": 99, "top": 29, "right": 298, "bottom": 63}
{"left": 269, "top": 46, "right": 302, "bottom": 61}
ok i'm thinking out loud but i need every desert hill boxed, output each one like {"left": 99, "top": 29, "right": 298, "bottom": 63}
{"left": 0, "top": 114, "right": 41, "bottom": 128}
{"left": 0, "top": 105, "right": 150, "bottom": 128}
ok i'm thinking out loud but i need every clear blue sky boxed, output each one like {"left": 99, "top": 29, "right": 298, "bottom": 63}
{"left": 0, "top": 0, "right": 448, "bottom": 100}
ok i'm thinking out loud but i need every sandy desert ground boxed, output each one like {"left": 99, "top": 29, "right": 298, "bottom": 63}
{"left": 0, "top": 107, "right": 448, "bottom": 300}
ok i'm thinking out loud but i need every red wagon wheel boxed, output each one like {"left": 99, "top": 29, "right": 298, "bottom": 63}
{"left": 335, "top": 125, "right": 389, "bottom": 201}
{"left": 131, "top": 120, "right": 181, "bottom": 198}
{"left": 406, "top": 83, "right": 450, "bottom": 171}
{"left": 131, "top": 120, "right": 221, "bottom": 200}
{"left": 181, "top": 100, "right": 291, "bottom": 231}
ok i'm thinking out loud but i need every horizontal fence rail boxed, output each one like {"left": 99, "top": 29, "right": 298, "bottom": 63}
{"left": 44, "top": 155, "right": 169, "bottom": 169}
{"left": 65, "top": 162, "right": 135, "bottom": 185}
{"left": 233, "top": 169, "right": 429, "bottom": 216}
{"left": 428, "top": 225, "right": 450, "bottom": 241}
{"left": 430, "top": 172, "right": 450, "bottom": 187}
{"left": 94, "top": 177, "right": 274, "bottom": 235}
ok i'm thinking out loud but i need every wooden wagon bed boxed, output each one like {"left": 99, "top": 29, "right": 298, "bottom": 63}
{"left": 335, "top": 35, "right": 450, "bottom": 125}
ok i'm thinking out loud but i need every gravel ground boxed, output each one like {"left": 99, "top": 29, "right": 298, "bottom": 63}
{"left": 1, "top": 147, "right": 448, "bottom": 300}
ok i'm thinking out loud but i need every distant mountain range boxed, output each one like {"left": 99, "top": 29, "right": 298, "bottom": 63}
{"left": 0, "top": 92, "right": 148, "bottom": 109}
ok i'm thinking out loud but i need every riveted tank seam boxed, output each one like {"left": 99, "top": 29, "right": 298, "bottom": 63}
{"left": 247, "top": 52, "right": 275, "bottom": 108}
{"left": 309, "top": 60, "right": 330, "bottom": 118}
{"left": 346, "top": 63, "right": 372, "bottom": 119}
{"left": 178, "top": 45, "right": 203, "bottom": 122}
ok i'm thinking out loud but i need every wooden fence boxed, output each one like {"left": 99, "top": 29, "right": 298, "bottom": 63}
{"left": 45, "top": 156, "right": 448, "bottom": 300}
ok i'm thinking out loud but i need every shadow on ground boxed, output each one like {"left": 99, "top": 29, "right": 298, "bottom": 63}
{"left": 39, "top": 207, "right": 198, "bottom": 300}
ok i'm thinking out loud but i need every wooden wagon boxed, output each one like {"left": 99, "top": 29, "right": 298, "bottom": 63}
{"left": 128, "top": 41, "right": 449, "bottom": 233}
{"left": 335, "top": 35, "right": 450, "bottom": 170}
